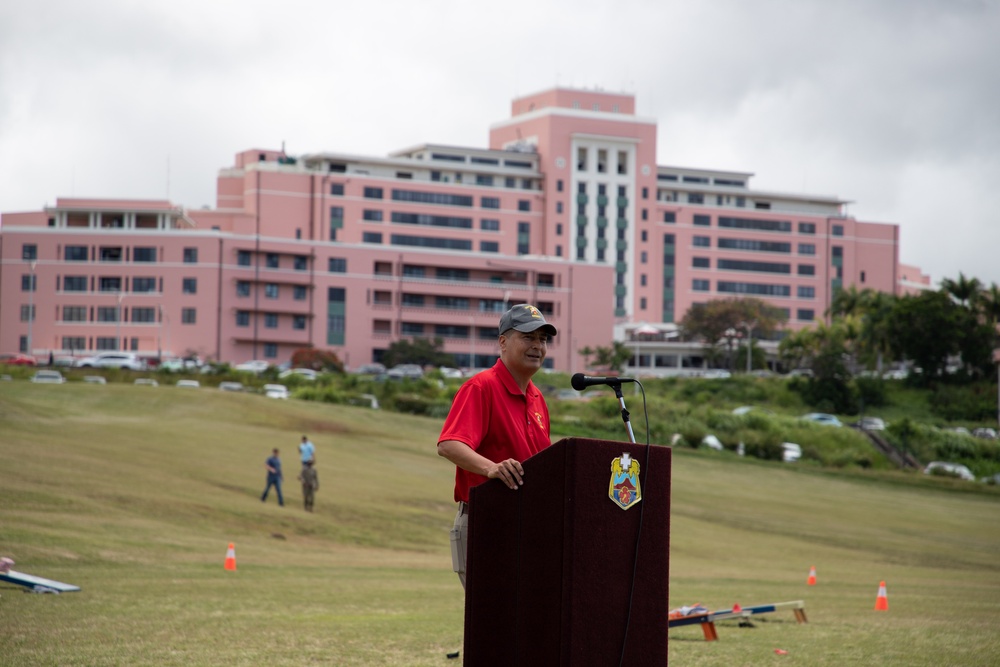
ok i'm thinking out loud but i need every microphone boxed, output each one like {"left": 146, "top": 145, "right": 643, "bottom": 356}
{"left": 571, "top": 373, "right": 636, "bottom": 390}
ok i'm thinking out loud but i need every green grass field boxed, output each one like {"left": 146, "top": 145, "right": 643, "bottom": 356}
{"left": 1, "top": 382, "right": 999, "bottom": 666}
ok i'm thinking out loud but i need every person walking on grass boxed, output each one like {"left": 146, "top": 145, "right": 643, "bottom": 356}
{"left": 298, "top": 460, "right": 319, "bottom": 512}
{"left": 261, "top": 448, "right": 284, "bottom": 506}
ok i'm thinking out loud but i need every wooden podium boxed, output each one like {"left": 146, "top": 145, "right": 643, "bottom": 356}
{"left": 464, "top": 437, "right": 671, "bottom": 666}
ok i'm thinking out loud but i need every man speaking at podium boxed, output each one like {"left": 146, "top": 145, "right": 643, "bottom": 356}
{"left": 437, "top": 303, "right": 558, "bottom": 588}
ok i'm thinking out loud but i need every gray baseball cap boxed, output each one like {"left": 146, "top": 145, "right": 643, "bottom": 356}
{"left": 498, "top": 304, "right": 557, "bottom": 336}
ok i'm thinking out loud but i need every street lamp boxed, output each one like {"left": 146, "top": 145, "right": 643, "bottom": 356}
{"left": 27, "top": 260, "right": 37, "bottom": 355}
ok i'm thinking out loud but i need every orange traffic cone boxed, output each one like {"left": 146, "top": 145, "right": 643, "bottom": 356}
{"left": 807, "top": 565, "right": 817, "bottom": 586}
{"left": 224, "top": 543, "right": 237, "bottom": 571}
{"left": 874, "top": 581, "right": 888, "bottom": 611}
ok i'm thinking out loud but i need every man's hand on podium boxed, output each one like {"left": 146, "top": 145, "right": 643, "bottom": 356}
{"left": 486, "top": 458, "right": 524, "bottom": 490}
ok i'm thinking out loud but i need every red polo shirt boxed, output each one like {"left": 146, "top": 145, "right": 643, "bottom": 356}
{"left": 438, "top": 359, "right": 552, "bottom": 502}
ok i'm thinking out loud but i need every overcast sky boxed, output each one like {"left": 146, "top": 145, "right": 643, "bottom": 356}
{"left": 2, "top": 0, "right": 998, "bottom": 287}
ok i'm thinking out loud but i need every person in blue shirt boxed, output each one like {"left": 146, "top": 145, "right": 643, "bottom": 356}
{"left": 261, "top": 448, "right": 284, "bottom": 506}
{"left": 299, "top": 435, "right": 315, "bottom": 470}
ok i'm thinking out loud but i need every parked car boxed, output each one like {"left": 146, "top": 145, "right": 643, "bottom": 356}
{"left": 353, "top": 363, "right": 387, "bottom": 376}
{"left": 924, "top": 461, "right": 975, "bottom": 481}
{"left": 75, "top": 352, "right": 145, "bottom": 370}
{"left": 701, "top": 369, "right": 732, "bottom": 379}
{"left": 30, "top": 370, "right": 66, "bottom": 384}
{"left": 263, "top": 384, "right": 289, "bottom": 399}
{"left": 134, "top": 378, "right": 159, "bottom": 387}
{"left": 0, "top": 353, "right": 37, "bottom": 366}
{"left": 972, "top": 427, "right": 997, "bottom": 439}
{"left": 788, "top": 368, "right": 814, "bottom": 377}
{"left": 176, "top": 379, "right": 200, "bottom": 388}
{"left": 438, "top": 366, "right": 465, "bottom": 379}
{"left": 83, "top": 375, "right": 107, "bottom": 384}
{"left": 857, "top": 417, "right": 886, "bottom": 431}
{"left": 800, "top": 413, "right": 843, "bottom": 427}
{"left": 782, "top": 443, "right": 803, "bottom": 463}
{"left": 387, "top": 364, "right": 424, "bottom": 379}
{"left": 279, "top": 368, "right": 319, "bottom": 381}
{"left": 234, "top": 360, "right": 270, "bottom": 374}
{"left": 218, "top": 381, "right": 244, "bottom": 392}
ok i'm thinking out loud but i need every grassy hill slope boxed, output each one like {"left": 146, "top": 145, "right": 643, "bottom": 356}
{"left": 1, "top": 383, "right": 998, "bottom": 666}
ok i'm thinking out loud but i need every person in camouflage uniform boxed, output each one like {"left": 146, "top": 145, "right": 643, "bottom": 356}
{"left": 298, "top": 460, "right": 319, "bottom": 512}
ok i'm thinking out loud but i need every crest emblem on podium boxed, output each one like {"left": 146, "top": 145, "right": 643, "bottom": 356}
{"left": 609, "top": 453, "right": 641, "bottom": 510}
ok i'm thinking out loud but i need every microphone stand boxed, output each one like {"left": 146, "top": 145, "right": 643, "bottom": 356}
{"left": 610, "top": 381, "right": 637, "bottom": 444}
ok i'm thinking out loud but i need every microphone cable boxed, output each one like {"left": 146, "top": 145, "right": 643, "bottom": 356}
{"left": 618, "top": 380, "right": 653, "bottom": 667}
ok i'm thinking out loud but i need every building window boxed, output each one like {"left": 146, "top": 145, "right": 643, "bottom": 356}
{"left": 294, "top": 255, "right": 308, "bottom": 271}
{"left": 293, "top": 315, "right": 307, "bottom": 330}
{"left": 62, "top": 306, "right": 87, "bottom": 322}
{"left": 133, "top": 277, "right": 157, "bottom": 293}
{"left": 556, "top": 202, "right": 563, "bottom": 214}
{"left": 265, "top": 313, "right": 278, "bottom": 328}
{"left": 518, "top": 200, "right": 531, "bottom": 212}
{"left": 832, "top": 224, "right": 844, "bottom": 237}
{"left": 62, "top": 336, "right": 86, "bottom": 352}
{"left": 328, "top": 257, "right": 346, "bottom": 273}
{"left": 556, "top": 180, "right": 563, "bottom": 192}
{"left": 364, "top": 186, "right": 384, "bottom": 199}
{"left": 480, "top": 241, "right": 499, "bottom": 253}
{"left": 182, "top": 278, "right": 197, "bottom": 294}
{"left": 22, "top": 244, "right": 37, "bottom": 260}
{"left": 237, "top": 250, "right": 251, "bottom": 266}
{"left": 693, "top": 279, "right": 710, "bottom": 292}
{"left": 663, "top": 212, "right": 676, "bottom": 224}
{"left": 330, "top": 183, "right": 345, "bottom": 196}
{"left": 263, "top": 343, "right": 278, "bottom": 358}
{"left": 798, "top": 222, "right": 816, "bottom": 234}
{"left": 236, "top": 281, "right": 251, "bottom": 297}
{"left": 860, "top": 271, "right": 866, "bottom": 283}
{"left": 692, "top": 257, "right": 711, "bottom": 268}
{"left": 99, "top": 276, "right": 122, "bottom": 292}
{"left": 362, "top": 232, "right": 383, "bottom": 244}
{"left": 640, "top": 274, "right": 647, "bottom": 287}
{"left": 134, "top": 247, "right": 157, "bottom": 262}
{"left": 798, "top": 243, "right": 816, "bottom": 256}
{"left": 97, "top": 306, "right": 118, "bottom": 323}
{"left": 328, "top": 287, "right": 346, "bottom": 346}
{"left": 65, "top": 245, "right": 88, "bottom": 261}
{"left": 481, "top": 196, "right": 500, "bottom": 209}
{"left": 63, "top": 276, "right": 87, "bottom": 292}
{"left": 688, "top": 193, "right": 704, "bottom": 204}
{"left": 20, "top": 304, "right": 35, "bottom": 322}
{"left": 693, "top": 214, "right": 711, "bottom": 227}
{"left": 363, "top": 209, "right": 383, "bottom": 221}
{"left": 183, "top": 247, "right": 198, "bottom": 263}
{"left": 798, "top": 286, "right": 816, "bottom": 298}
{"left": 693, "top": 236, "right": 711, "bottom": 247}
{"left": 798, "top": 264, "right": 816, "bottom": 276}
{"left": 517, "top": 221, "right": 530, "bottom": 255}
{"left": 797, "top": 309, "right": 815, "bottom": 321}
{"left": 641, "top": 251, "right": 648, "bottom": 264}
{"left": 132, "top": 307, "right": 156, "bottom": 323}
{"left": 264, "top": 283, "right": 279, "bottom": 299}
{"left": 21, "top": 274, "right": 36, "bottom": 292}
{"left": 181, "top": 308, "right": 196, "bottom": 325}
{"left": 481, "top": 219, "right": 500, "bottom": 231}
{"left": 236, "top": 311, "right": 250, "bottom": 327}
{"left": 294, "top": 285, "right": 307, "bottom": 301}
{"left": 266, "top": 253, "right": 279, "bottom": 269}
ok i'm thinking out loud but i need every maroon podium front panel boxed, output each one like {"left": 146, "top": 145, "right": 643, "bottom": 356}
{"left": 464, "top": 438, "right": 671, "bottom": 666}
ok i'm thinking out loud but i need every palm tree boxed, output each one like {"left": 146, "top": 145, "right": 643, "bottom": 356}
{"left": 941, "top": 272, "right": 983, "bottom": 310}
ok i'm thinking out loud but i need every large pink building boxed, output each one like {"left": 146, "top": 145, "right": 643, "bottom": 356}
{"left": 0, "top": 87, "right": 907, "bottom": 370}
